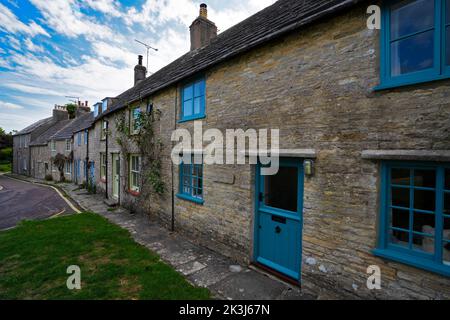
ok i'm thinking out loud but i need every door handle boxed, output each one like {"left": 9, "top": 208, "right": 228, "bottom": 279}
{"left": 275, "top": 226, "right": 281, "bottom": 234}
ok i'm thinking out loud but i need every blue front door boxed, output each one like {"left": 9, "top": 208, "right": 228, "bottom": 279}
{"left": 255, "top": 159, "right": 304, "bottom": 281}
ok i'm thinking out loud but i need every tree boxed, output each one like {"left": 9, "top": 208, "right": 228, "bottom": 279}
{"left": 53, "top": 153, "right": 66, "bottom": 182}
{"left": 65, "top": 103, "right": 77, "bottom": 119}
{"left": 0, "top": 127, "right": 12, "bottom": 150}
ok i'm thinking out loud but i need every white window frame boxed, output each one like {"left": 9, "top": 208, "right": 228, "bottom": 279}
{"left": 129, "top": 155, "right": 140, "bottom": 192}
{"left": 100, "top": 153, "right": 106, "bottom": 180}
{"left": 65, "top": 161, "right": 72, "bottom": 174}
{"left": 66, "top": 139, "right": 71, "bottom": 152}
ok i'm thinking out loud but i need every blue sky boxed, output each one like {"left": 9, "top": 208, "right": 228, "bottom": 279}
{"left": 0, "top": 0, "right": 274, "bottom": 133}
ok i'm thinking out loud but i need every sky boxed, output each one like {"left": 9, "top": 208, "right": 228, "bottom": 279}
{"left": 0, "top": 0, "right": 275, "bottom": 133}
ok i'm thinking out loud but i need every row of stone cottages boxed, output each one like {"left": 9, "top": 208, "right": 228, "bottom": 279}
{"left": 12, "top": 1, "right": 450, "bottom": 299}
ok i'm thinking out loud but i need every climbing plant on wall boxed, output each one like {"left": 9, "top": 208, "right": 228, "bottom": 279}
{"left": 115, "top": 104, "right": 165, "bottom": 204}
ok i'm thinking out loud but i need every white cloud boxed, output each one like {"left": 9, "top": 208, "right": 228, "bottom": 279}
{"left": 6, "top": 35, "right": 21, "bottom": 51}
{"left": 2, "top": 82, "right": 63, "bottom": 96}
{"left": 83, "top": 0, "right": 123, "bottom": 18}
{"left": 29, "top": 0, "right": 115, "bottom": 40}
{"left": 0, "top": 3, "right": 49, "bottom": 37}
{"left": 0, "top": 111, "right": 40, "bottom": 133}
{"left": 24, "top": 38, "right": 45, "bottom": 53}
{"left": 0, "top": 101, "right": 24, "bottom": 110}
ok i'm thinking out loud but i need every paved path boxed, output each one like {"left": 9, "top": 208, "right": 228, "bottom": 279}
{"left": 0, "top": 175, "right": 76, "bottom": 230}
{"left": 7, "top": 174, "right": 317, "bottom": 300}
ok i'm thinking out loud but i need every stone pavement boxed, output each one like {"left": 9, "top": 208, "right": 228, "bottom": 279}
{"left": 6, "top": 174, "right": 317, "bottom": 300}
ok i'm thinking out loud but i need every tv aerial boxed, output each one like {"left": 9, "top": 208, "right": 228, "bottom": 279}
{"left": 135, "top": 39, "right": 158, "bottom": 74}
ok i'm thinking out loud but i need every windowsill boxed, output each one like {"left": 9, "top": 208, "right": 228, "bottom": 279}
{"left": 373, "top": 248, "right": 450, "bottom": 278}
{"left": 373, "top": 74, "right": 450, "bottom": 91}
{"left": 176, "top": 193, "right": 204, "bottom": 205}
{"left": 128, "top": 190, "right": 140, "bottom": 197}
{"left": 361, "top": 150, "right": 450, "bottom": 162}
{"left": 178, "top": 115, "right": 206, "bottom": 124}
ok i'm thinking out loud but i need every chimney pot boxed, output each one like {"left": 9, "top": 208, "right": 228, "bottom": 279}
{"left": 138, "top": 55, "right": 143, "bottom": 66}
{"left": 200, "top": 3, "right": 207, "bottom": 18}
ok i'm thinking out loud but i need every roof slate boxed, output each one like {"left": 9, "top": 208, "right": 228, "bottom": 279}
{"left": 51, "top": 112, "right": 94, "bottom": 140}
{"left": 15, "top": 117, "right": 53, "bottom": 136}
{"left": 29, "top": 120, "right": 71, "bottom": 146}
{"left": 100, "top": 0, "right": 362, "bottom": 119}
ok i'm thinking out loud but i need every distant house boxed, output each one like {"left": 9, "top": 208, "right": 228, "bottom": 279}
{"left": 14, "top": 1, "right": 450, "bottom": 299}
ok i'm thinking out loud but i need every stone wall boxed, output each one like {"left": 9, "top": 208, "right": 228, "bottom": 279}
{"left": 30, "top": 145, "right": 51, "bottom": 180}
{"left": 119, "top": 3, "right": 450, "bottom": 299}
{"left": 89, "top": 120, "right": 106, "bottom": 194}
{"left": 72, "top": 131, "right": 88, "bottom": 185}
{"left": 12, "top": 134, "right": 31, "bottom": 175}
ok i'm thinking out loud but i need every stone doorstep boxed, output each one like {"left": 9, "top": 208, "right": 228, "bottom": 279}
{"left": 47, "top": 178, "right": 314, "bottom": 300}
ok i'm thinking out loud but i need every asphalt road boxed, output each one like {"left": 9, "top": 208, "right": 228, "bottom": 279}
{"left": 0, "top": 175, "right": 76, "bottom": 230}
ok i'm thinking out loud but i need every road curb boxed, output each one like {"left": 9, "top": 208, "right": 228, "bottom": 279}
{"left": 3, "top": 174, "right": 82, "bottom": 214}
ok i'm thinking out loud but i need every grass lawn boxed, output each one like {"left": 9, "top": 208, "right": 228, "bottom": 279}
{"left": 0, "top": 213, "right": 210, "bottom": 300}
{"left": 0, "top": 162, "right": 11, "bottom": 172}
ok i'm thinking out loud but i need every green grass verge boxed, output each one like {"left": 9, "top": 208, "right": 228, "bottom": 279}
{"left": 0, "top": 162, "right": 11, "bottom": 172}
{"left": 0, "top": 213, "right": 210, "bottom": 300}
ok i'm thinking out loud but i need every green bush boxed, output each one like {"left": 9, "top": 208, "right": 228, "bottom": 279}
{"left": 45, "top": 174, "right": 53, "bottom": 181}
{"left": 0, "top": 147, "right": 12, "bottom": 162}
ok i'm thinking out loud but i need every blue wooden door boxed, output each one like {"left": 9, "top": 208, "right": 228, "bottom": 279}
{"left": 255, "top": 159, "right": 304, "bottom": 281}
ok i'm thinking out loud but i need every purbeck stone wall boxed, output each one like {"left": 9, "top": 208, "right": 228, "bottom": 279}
{"left": 125, "top": 4, "right": 450, "bottom": 299}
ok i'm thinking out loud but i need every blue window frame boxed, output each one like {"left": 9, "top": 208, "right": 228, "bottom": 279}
{"left": 94, "top": 104, "right": 99, "bottom": 117}
{"left": 102, "top": 100, "right": 108, "bottom": 113}
{"left": 180, "top": 78, "right": 206, "bottom": 122}
{"left": 377, "top": 0, "right": 450, "bottom": 90}
{"left": 84, "top": 130, "right": 88, "bottom": 144}
{"left": 177, "top": 155, "right": 204, "bottom": 204}
{"left": 374, "top": 162, "right": 450, "bottom": 276}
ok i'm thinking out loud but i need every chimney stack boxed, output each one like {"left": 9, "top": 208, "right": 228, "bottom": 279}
{"left": 53, "top": 104, "right": 69, "bottom": 121}
{"left": 134, "top": 55, "right": 146, "bottom": 86}
{"left": 190, "top": 3, "right": 217, "bottom": 51}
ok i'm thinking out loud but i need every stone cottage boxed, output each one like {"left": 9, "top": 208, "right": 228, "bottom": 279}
{"left": 14, "top": 0, "right": 450, "bottom": 299}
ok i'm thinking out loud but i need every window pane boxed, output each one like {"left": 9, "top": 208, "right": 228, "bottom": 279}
{"left": 390, "top": 229, "right": 409, "bottom": 247}
{"left": 447, "top": 0, "right": 450, "bottom": 24}
{"left": 194, "top": 80, "right": 204, "bottom": 97}
{"left": 264, "top": 166, "right": 298, "bottom": 212}
{"left": 391, "top": 30, "right": 434, "bottom": 76}
{"left": 390, "top": 0, "right": 434, "bottom": 39}
{"left": 392, "top": 208, "right": 410, "bottom": 230}
{"left": 443, "top": 242, "right": 450, "bottom": 266}
{"left": 447, "top": 27, "right": 450, "bottom": 66}
{"left": 413, "top": 233, "right": 434, "bottom": 254}
{"left": 446, "top": 169, "right": 450, "bottom": 190}
{"left": 392, "top": 168, "right": 410, "bottom": 185}
{"left": 183, "top": 99, "right": 193, "bottom": 117}
{"left": 445, "top": 193, "right": 450, "bottom": 215}
{"left": 444, "top": 217, "right": 450, "bottom": 240}
{"left": 413, "top": 212, "right": 435, "bottom": 234}
{"left": 414, "top": 189, "right": 435, "bottom": 211}
{"left": 194, "top": 97, "right": 202, "bottom": 115}
{"left": 414, "top": 169, "right": 435, "bottom": 188}
{"left": 183, "top": 85, "right": 193, "bottom": 100}
{"left": 392, "top": 187, "right": 410, "bottom": 208}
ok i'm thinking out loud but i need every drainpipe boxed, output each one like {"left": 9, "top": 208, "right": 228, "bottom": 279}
{"left": 85, "top": 129, "right": 89, "bottom": 187}
{"left": 171, "top": 86, "right": 178, "bottom": 232}
{"left": 105, "top": 119, "right": 109, "bottom": 199}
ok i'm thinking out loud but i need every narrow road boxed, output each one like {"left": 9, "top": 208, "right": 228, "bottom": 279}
{"left": 0, "top": 175, "right": 76, "bottom": 230}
